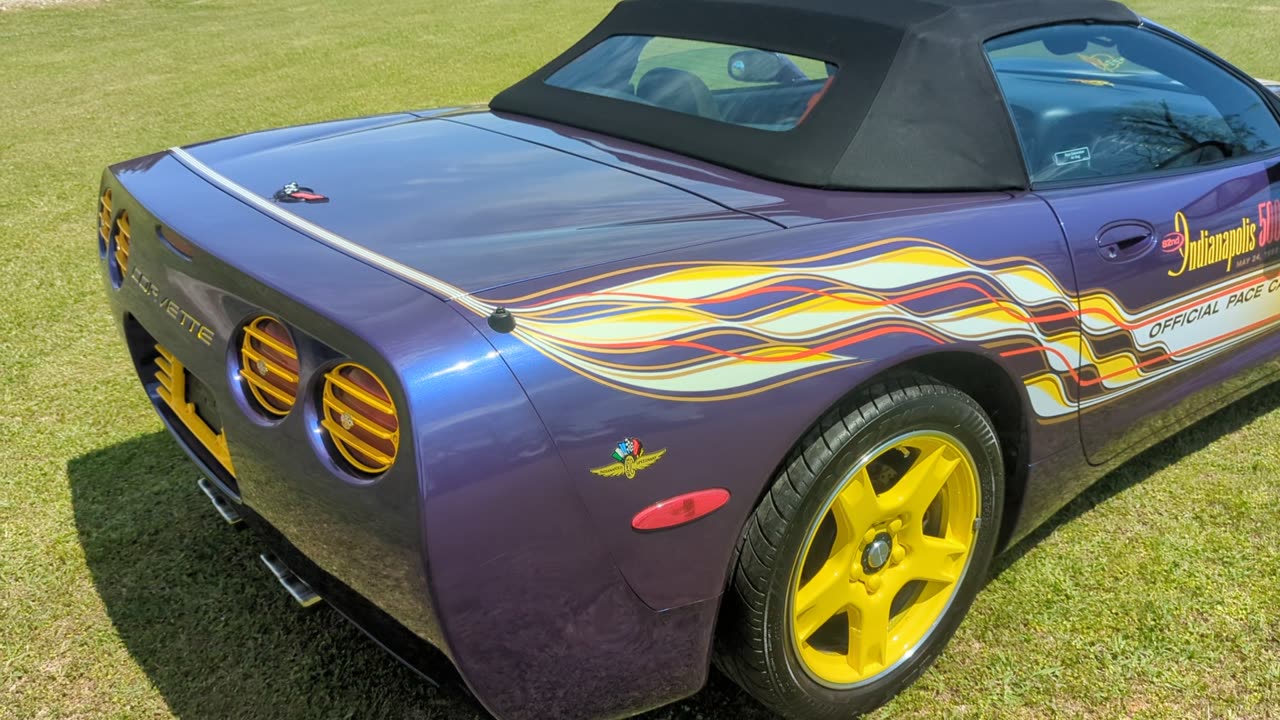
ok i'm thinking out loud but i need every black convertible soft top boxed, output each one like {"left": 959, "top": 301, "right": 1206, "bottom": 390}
{"left": 491, "top": 0, "right": 1140, "bottom": 191}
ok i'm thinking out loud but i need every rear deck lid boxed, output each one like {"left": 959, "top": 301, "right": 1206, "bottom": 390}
{"left": 177, "top": 114, "right": 772, "bottom": 296}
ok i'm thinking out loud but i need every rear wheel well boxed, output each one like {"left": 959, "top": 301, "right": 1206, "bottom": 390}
{"left": 713, "top": 366, "right": 1017, "bottom": 714}
{"left": 897, "top": 352, "right": 1028, "bottom": 549}
{"left": 724, "top": 350, "right": 1032, "bottom": 597}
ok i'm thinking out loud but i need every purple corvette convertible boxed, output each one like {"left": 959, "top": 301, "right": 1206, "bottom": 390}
{"left": 97, "top": 0, "right": 1280, "bottom": 717}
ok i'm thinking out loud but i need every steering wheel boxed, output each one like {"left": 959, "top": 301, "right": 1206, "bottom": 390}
{"left": 1154, "top": 140, "right": 1232, "bottom": 170}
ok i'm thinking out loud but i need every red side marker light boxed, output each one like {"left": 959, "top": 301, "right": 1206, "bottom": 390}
{"left": 631, "top": 488, "right": 731, "bottom": 532}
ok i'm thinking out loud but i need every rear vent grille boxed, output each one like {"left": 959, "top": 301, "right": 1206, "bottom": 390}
{"left": 113, "top": 210, "right": 132, "bottom": 276}
{"left": 321, "top": 363, "right": 399, "bottom": 475}
{"left": 98, "top": 188, "right": 113, "bottom": 244}
{"left": 239, "top": 317, "right": 300, "bottom": 417}
{"left": 155, "top": 344, "right": 236, "bottom": 477}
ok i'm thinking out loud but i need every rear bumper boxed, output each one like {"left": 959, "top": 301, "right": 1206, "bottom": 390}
{"left": 238, "top": 503, "right": 463, "bottom": 688}
{"left": 97, "top": 152, "right": 720, "bottom": 719}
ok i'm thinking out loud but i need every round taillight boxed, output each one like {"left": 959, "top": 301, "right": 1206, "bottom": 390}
{"left": 239, "top": 317, "right": 300, "bottom": 417}
{"left": 321, "top": 363, "right": 399, "bottom": 475}
{"left": 112, "top": 209, "right": 132, "bottom": 277}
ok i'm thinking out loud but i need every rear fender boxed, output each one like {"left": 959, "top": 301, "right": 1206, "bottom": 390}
{"left": 453, "top": 193, "right": 1079, "bottom": 612}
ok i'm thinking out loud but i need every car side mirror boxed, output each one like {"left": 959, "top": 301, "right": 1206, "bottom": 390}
{"left": 728, "top": 50, "right": 785, "bottom": 83}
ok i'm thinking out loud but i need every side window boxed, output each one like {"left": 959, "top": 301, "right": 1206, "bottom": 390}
{"left": 985, "top": 24, "right": 1280, "bottom": 185}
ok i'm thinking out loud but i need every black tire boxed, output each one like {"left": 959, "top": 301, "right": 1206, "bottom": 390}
{"left": 715, "top": 373, "right": 1004, "bottom": 719}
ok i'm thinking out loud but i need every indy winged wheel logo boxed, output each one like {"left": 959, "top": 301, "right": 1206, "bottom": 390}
{"left": 590, "top": 437, "right": 667, "bottom": 479}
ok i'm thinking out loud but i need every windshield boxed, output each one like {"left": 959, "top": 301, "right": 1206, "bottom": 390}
{"left": 547, "top": 35, "right": 837, "bottom": 132}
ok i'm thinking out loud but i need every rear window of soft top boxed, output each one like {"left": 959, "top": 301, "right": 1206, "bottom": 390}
{"left": 547, "top": 35, "right": 838, "bottom": 132}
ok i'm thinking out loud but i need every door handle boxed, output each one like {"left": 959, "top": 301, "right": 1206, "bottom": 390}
{"left": 1097, "top": 221, "right": 1156, "bottom": 261}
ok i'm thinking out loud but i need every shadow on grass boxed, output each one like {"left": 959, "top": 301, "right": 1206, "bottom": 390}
{"left": 992, "top": 381, "right": 1280, "bottom": 578}
{"left": 68, "top": 431, "right": 771, "bottom": 720}
{"left": 68, "top": 432, "right": 479, "bottom": 720}
{"left": 68, "top": 383, "right": 1280, "bottom": 719}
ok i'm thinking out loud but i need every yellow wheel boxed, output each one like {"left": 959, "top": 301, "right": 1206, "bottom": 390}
{"left": 716, "top": 376, "right": 1003, "bottom": 719}
{"left": 790, "top": 432, "right": 980, "bottom": 686}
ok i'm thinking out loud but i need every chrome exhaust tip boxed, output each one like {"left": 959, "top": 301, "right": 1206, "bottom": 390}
{"left": 197, "top": 477, "right": 243, "bottom": 525}
{"left": 260, "top": 553, "right": 322, "bottom": 608}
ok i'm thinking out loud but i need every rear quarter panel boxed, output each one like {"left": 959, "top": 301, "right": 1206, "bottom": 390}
{"left": 101, "top": 153, "right": 717, "bottom": 720}
{"left": 455, "top": 194, "right": 1079, "bottom": 610}
{"left": 100, "top": 153, "right": 447, "bottom": 644}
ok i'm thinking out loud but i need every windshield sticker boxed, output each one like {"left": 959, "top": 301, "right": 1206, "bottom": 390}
{"left": 1078, "top": 53, "right": 1126, "bottom": 73}
{"left": 1069, "top": 78, "right": 1115, "bottom": 88}
{"left": 1054, "top": 147, "right": 1092, "bottom": 166}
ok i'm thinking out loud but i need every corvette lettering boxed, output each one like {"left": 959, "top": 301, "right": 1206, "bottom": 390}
{"left": 129, "top": 267, "right": 215, "bottom": 346}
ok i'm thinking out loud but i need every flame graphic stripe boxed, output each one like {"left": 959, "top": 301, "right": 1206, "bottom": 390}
{"left": 471, "top": 239, "right": 1280, "bottom": 412}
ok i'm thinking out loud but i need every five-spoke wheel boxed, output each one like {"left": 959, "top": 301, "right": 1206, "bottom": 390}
{"left": 716, "top": 375, "right": 1003, "bottom": 719}
{"left": 791, "top": 432, "right": 980, "bottom": 687}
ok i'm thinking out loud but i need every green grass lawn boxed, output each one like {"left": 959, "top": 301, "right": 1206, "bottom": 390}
{"left": 2, "top": 1, "right": 1279, "bottom": 718}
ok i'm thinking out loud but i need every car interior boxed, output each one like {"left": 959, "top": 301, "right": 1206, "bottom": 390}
{"left": 549, "top": 36, "right": 836, "bottom": 132}
{"left": 987, "top": 25, "right": 1279, "bottom": 185}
